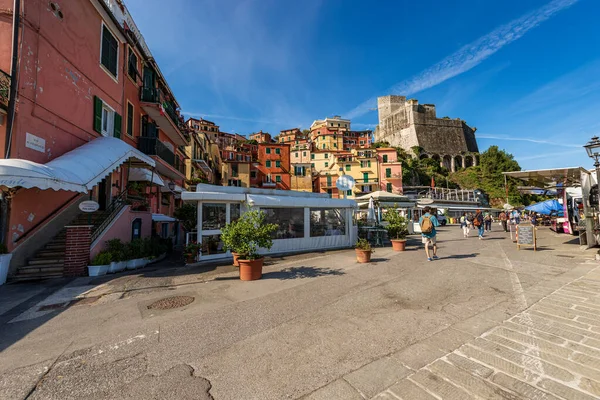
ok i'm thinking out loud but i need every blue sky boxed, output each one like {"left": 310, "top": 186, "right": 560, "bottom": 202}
{"left": 126, "top": 0, "right": 599, "bottom": 170}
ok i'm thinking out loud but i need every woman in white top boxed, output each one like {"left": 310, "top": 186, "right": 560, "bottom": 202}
{"left": 460, "top": 212, "right": 469, "bottom": 238}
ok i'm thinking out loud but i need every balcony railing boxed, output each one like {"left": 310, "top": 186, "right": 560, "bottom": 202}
{"left": 138, "top": 136, "right": 186, "bottom": 175}
{"left": 0, "top": 69, "right": 9, "bottom": 111}
{"left": 140, "top": 86, "right": 180, "bottom": 130}
{"left": 361, "top": 178, "right": 379, "bottom": 184}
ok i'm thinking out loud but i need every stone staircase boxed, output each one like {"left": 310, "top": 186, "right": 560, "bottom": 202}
{"left": 10, "top": 206, "right": 125, "bottom": 282}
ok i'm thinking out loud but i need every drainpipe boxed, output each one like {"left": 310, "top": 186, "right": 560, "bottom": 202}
{"left": 5, "top": 0, "right": 21, "bottom": 158}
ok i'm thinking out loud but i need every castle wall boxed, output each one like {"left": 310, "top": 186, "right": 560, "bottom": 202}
{"left": 375, "top": 96, "right": 479, "bottom": 156}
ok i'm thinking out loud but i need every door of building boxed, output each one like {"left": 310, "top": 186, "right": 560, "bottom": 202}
{"left": 97, "top": 177, "right": 111, "bottom": 210}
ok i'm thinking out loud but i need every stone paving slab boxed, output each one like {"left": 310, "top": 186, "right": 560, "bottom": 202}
{"left": 372, "top": 264, "right": 600, "bottom": 399}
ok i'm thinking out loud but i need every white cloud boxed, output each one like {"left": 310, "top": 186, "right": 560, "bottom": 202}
{"left": 346, "top": 0, "right": 579, "bottom": 119}
{"left": 477, "top": 134, "right": 583, "bottom": 148}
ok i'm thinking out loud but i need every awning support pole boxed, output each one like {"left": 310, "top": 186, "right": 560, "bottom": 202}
{"left": 149, "top": 168, "right": 155, "bottom": 212}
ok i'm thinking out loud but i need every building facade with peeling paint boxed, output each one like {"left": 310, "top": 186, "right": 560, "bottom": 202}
{"left": 0, "top": 0, "right": 191, "bottom": 280}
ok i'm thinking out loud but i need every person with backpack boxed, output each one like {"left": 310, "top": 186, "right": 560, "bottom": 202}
{"left": 460, "top": 212, "right": 469, "bottom": 238}
{"left": 473, "top": 209, "right": 485, "bottom": 239}
{"left": 419, "top": 206, "right": 440, "bottom": 261}
{"left": 484, "top": 212, "right": 493, "bottom": 232}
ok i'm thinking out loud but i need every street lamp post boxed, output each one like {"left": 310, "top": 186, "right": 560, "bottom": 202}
{"left": 583, "top": 136, "right": 600, "bottom": 223}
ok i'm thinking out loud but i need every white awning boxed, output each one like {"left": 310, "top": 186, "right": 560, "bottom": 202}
{"left": 129, "top": 168, "right": 165, "bottom": 186}
{"left": 181, "top": 191, "right": 245, "bottom": 202}
{"left": 161, "top": 184, "right": 184, "bottom": 193}
{"left": 0, "top": 137, "right": 155, "bottom": 193}
{"left": 152, "top": 213, "right": 177, "bottom": 222}
{"left": 246, "top": 194, "right": 356, "bottom": 208}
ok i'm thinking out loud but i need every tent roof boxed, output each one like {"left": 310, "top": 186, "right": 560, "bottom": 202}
{"left": 525, "top": 199, "right": 563, "bottom": 215}
{"left": 355, "top": 191, "right": 413, "bottom": 202}
{"left": 503, "top": 167, "right": 589, "bottom": 188}
{"left": 0, "top": 137, "right": 155, "bottom": 193}
{"left": 152, "top": 213, "right": 177, "bottom": 222}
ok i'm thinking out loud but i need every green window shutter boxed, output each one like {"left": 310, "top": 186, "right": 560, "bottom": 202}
{"left": 276, "top": 161, "right": 281, "bottom": 167}
{"left": 386, "top": 168, "right": 391, "bottom": 177}
{"left": 266, "top": 148, "right": 271, "bottom": 154}
{"left": 387, "top": 183, "right": 392, "bottom": 192}
{"left": 276, "top": 175, "right": 281, "bottom": 182}
{"left": 113, "top": 113, "right": 122, "bottom": 138}
{"left": 266, "top": 160, "right": 271, "bottom": 167}
{"left": 345, "top": 165, "right": 350, "bottom": 171}
{"left": 311, "top": 154, "right": 315, "bottom": 160}
{"left": 324, "top": 162, "right": 328, "bottom": 167}
{"left": 368, "top": 160, "right": 371, "bottom": 168}
{"left": 276, "top": 148, "right": 281, "bottom": 154}
{"left": 383, "top": 155, "right": 388, "bottom": 162}
{"left": 347, "top": 190, "right": 352, "bottom": 196}
{"left": 93, "top": 96, "right": 103, "bottom": 133}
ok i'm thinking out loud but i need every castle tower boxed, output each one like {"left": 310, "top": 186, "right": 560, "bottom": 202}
{"left": 377, "top": 95, "right": 406, "bottom": 121}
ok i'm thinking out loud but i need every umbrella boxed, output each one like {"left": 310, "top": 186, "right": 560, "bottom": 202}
{"left": 367, "top": 197, "right": 376, "bottom": 222}
{"left": 525, "top": 199, "right": 563, "bottom": 216}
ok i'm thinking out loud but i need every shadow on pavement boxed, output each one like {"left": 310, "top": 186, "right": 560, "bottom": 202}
{"left": 369, "top": 258, "right": 391, "bottom": 262}
{"left": 439, "top": 253, "right": 480, "bottom": 260}
{"left": 262, "top": 266, "right": 345, "bottom": 280}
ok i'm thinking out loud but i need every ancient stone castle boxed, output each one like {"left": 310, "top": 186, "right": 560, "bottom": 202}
{"left": 375, "top": 95, "right": 479, "bottom": 172}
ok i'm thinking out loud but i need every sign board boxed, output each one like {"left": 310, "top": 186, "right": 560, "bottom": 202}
{"left": 418, "top": 198, "right": 434, "bottom": 205}
{"left": 516, "top": 224, "right": 537, "bottom": 250}
{"left": 336, "top": 175, "right": 356, "bottom": 191}
{"left": 25, "top": 132, "right": 46, "bottom": 153}
{"left": 79, "top": 200, "right": 100, "bottom": 213}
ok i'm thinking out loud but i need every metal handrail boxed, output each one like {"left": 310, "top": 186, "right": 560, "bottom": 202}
{"left": 90, "top": 189, "right": 129, "bottom": 243}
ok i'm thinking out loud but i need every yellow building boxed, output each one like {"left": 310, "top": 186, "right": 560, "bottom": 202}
{"left": 315, "top": 149, "right": 379, "bottom": 198}
{"left": 310, "top": 116, "right": 350, "bottom": 151}
{"left": 221, "top": 161, "right": 251, "bottom": 188}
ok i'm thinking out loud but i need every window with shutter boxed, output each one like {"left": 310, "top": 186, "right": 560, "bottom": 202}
{"left": 93, "top": 96, "right": 103, "bottom": 133}
{"left": 126, "top": 102, "right": 134, "bottom": 137}
{"left": 113, "top": 113, "right": 122, "bottom": 138}
{"left": 266, "top": 160, "right": 271, "bottom": 168}
{"left": 101, "top": 25, "right": 118, "bottom": 78}
{"left": 276, "top": 161, "right": 281, "bottom": 167}
{"left": 128, "top": 48, "right": 138, "bottom": 81}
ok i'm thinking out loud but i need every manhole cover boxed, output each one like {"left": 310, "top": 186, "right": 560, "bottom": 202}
{"left": 147, "top": 296, "right": 194, "bottom": 310}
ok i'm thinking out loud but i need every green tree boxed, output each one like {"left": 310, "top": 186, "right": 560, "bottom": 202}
{"left": 174, "top": 203, "right": 197, "bottom": 232}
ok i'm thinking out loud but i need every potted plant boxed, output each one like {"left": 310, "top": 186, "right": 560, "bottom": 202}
{"left": 106, "top": 239, "right": 126, "bottom": 273}
{"left": 0, "top": 243, "right": 12, "bottom": 286}
{"left": 220, "top": 220, "right": 243, "bottom": 266}
{"left": 88, "top": 251, "right": 112, "bottom": 276}
{"left": 384, "top": 209, "right": 409, "bottom": 251}
{"left": 220, "top": 210, "right": 278, "bottom": 280}
{"left": 183, "top": 242, "right": 201, "bottom": 264}
{"left": 355, "top": 238, "right": 373, "bottom": 263}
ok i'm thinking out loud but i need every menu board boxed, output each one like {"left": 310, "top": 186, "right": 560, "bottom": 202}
{"left": 517, "top": 224, "right": 536, "bottom": 250}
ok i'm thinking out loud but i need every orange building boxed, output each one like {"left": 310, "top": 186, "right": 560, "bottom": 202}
{"left": 254, "top": 143, "right": 291, "bottom": 190}
{"left": 248, "top": 130, "right": 273, "bottom": 143}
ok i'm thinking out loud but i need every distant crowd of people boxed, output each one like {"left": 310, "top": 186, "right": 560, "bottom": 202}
{"left": 418, "top": 207, "right": 541, "bottom": 262}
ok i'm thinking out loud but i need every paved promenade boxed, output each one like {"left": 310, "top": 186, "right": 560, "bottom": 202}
{"left": 0, "top": 226, "right": 598, "bottom": 399}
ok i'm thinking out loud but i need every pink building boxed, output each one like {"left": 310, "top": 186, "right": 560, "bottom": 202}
{"left": 0, "top": 0, "right": 188, "bottom": 280}
{"left": 377, "top": 148, "right": 403, "bottom": 194}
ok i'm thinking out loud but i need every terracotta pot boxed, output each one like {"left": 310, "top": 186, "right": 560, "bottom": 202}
{"left": 232, "top": 252, "right": 240, "bottom": 267}
{"left": 185, "top": 254, "right": 195, "bottom": 264}
{"left": 238, "top": 258, "right": 263, "bottom": 281}
{"left": 355, "top": 249, "right": 372, "bottom": 263}
{"left": 391, "top": 239, "right": 407, "bottom": 251}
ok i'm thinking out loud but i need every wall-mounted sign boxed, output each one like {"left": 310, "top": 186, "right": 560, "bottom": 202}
{"left": 25, "top": 132, "right": 45, "bottom": 153}
{"left": 79, "top": 200, "right": 100, "bottom": 213}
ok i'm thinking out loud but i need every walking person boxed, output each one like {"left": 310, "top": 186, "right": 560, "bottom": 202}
{"left": 484, "top": 212, "right": 493, "bottom": 231}
{"left": 460, "top": 212, "right": 469, "bottom": 237}
{"left": 474, "top": 209, "right": 485, "bottom": 239}
{"left": 499, "top": 211, "right": 508, "bottom": 232}
{"left": 467, "top": 212, "right": 474, "bottom": 230}
{"left": 419, "top": 206, "right": 440, "bottom": 261}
